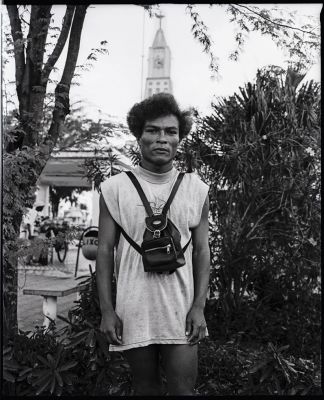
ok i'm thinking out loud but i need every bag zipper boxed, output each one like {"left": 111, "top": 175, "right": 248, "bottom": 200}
{"left": 145, "top": 244, "right": 172, "bottom": 254}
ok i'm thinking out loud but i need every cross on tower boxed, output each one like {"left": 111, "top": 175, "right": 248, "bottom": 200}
{"left": 156, "top": 11, "right": 165, "bottom": 29}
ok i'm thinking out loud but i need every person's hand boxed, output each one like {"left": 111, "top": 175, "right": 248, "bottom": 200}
{"left": 185, "top": 305, "right": 207, "bottom": 346}
{"left": 100, "top": 310, "right": 123, "bottom": 345}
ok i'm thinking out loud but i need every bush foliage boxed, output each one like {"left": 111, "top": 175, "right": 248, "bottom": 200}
{"left": 178, "top": 66, "right": 320, "bottom": 339}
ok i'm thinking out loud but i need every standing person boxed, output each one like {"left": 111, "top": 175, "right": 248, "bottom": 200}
{"left": 97, "top": 93, "right": 210, "bottom": 396}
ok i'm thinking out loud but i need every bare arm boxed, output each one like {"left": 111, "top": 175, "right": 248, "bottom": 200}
{"left": 97, "top": 193, "right": 122, "bottom": 345}
{"left": 186, "top": 194, "right": 210, "bottom": 345}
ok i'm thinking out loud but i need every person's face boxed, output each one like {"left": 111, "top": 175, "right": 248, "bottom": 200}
{"left": 138, "top": 114, "right": 180, "bottom": 171}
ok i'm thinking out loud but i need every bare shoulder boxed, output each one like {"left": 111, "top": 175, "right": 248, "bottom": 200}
{"left": 101, "top": 171, "right": 129, "bottom": 191}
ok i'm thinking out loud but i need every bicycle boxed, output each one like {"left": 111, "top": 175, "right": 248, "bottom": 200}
{"left": 45, "top": 223, "right": 69, "bottom": 263}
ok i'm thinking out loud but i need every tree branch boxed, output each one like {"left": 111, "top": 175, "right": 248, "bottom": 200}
{"left": 60, "top": 5, "right": 88, "bottom": 86}
{"left": 21, "top": 5, "right": 51, "bottom": 112}
{"left": 6, "top": 5, "right": 25, "bottom": 101}
{"left": 27, "top": 5, "right": 52, "bottom": 75}
{"left": 19, "top": 6, "right": 52, "bottom": 147}
{"left": 232, "top": 4, "right": 319, "bottom": 36}
{"left": 41, "top": 5, "right": 75, "bottom": 85}
{"left": 46, "top": 5, "right": 88, "bottom": 149}
{"left": 186, "top": 4, "right": 218, "bottom": 74}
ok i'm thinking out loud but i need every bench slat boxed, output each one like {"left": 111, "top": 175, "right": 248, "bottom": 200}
{"left": 23, "top": 283, "right": 89, "bottom": 297}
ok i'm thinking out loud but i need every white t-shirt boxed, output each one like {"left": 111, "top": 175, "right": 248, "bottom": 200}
{"left": 100, "top": 165, "right": 209, "bottom": 351}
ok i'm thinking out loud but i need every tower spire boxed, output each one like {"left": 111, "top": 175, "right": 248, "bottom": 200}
{"left": 156, "top": 11, "right": 164, "bottom": 29}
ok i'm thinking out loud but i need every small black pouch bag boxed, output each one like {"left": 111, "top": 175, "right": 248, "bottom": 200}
{"left": 119, "top": 171, "right": 191, "bottom": 273}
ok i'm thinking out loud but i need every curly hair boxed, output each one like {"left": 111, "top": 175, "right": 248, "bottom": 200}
{"left": 127, "top": 93, "right": 192, "bottom": 140}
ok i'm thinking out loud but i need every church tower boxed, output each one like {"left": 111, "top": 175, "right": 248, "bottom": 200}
{"left": 144, "top": 13, "right": 173, "bottom": 98}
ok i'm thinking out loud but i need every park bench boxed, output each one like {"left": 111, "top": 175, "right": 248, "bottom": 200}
{"left": 23, "top": 281, "right": 89, "bottom": 329}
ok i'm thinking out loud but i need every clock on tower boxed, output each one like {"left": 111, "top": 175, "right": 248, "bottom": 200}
{"left": 154, "top": 54, "right": 164, "bottom": 68}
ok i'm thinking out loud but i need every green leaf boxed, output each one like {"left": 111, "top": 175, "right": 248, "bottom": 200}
{"left": 47, "top": 353, "right": 55, "bottom": 366}
{"left": 62, "top": 373, "right": 72, "bottom": 386}
{"left": 35, "top": 376, "right": 51, "bottom": 396}
{"left": 32, "top": 369, "right": 49, "bottom": 378}
{"left": 56, "top": 384, "right": 63, "bottom": 396}
{"left": 3, "top": 358, "right": 20, "bottom": 370}
{"left": 36, "top": 354, "right": 51, "bottom": 368}
{"left": 249, "top": 359, "right": 269, "bottom": 373}
{"left": 32, "top": 371, "right": 52, "bottom": 388}
{"left": 56, "top": 314, "right": 76, "bottom": 326}
{"left": 3, "top": 347, "right": 12, "bottom": 356}
{"left": 289, "top": 386, "right": 298, "bottom": 395}
{"left": 260, "top": 365, "right": 273, "bottom": 383}
{"left": 58, "top": 361, "right": 78, "bottom": 372}
{"left": 70, "top": 330, "right": 89, "bottom": 339}
{"left": 277, "top": 344, "right": 290, "bottom": 352}
{"left": 96, "top": 367, "right": 106, "bottom": 384}
{"left": 96, "top": 331, "right": 110, "bottom": 358}
{"left": 301, "top": 385, "right": 312, "bottom": 395}
{"left": 18, "top": 367, "right": 33, "bottom": 377}
{"left": 49, "top": 375, "right": 56, "bottom": 394}
{"left": 85, "top": 328, "right": 95, "bottom": 347}
{"left": 55, "top": 371, "right": 64, "bottom": 387}
{"left": 66, "top": 336, "right": 87, "bottom": 348}
{"left": 3, "top": 369, "right": 16, "bottom": 383}
{"left": 84, "top": 320, "right": 95, "bottom": 329}
{"left": 54, "top": 346, "right": 63, "bottom": 368}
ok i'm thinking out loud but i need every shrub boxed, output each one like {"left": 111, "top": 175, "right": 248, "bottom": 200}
{"left": 179, "top": 66, "right": 320, "bottom": 327}
{"left": 2, "top": 325, "right": 75, "bottom": 396}
{"left": 196, "top": 337, "right": 321, "bottom": 396}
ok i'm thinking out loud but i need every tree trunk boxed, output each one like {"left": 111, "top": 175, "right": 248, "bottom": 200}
{"left": 3, "top": 214, "right": 22, "bottom": 346}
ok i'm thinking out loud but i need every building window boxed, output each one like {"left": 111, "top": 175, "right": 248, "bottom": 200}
{"left": 148, "top": 88, "right": 152, "bottom": 96}
{"left": 156, "top": 88, "right": 160, "bottom": 93}
{"left": 149, "top": 82, "right": 152, "bottom": 86}
{"left": 156, "top": 81, "right": 160, "bottom": 85}
{"left": 164, "top": 81, "right": 167, "bottom": 85}
{"left": 164, "top": 88, "right": 168, "bottom": 92}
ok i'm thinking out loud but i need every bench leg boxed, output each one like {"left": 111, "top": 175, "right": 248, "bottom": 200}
{"left": 42, "top": 295, "right": 57, "bottom": 329}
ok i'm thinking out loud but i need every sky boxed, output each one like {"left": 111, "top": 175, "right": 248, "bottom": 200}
{"left": 3, "top": 4, "right": 322, "bottom": 124}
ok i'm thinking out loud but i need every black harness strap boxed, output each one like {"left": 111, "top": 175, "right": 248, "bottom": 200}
{"left": 125, "top": 171, "right": 154, "bottom": 217}
{"left": 119, "top": 227, "right": 192, "bottom": 256}
{"left": 182, "top": 235, "right": 192, "bottom": 254}
{"left": 119, "top": 171, "right": 192, "bottom": 258}
{"left": 118, "top": 226, "right": 142, "bottom": 254}
{"left": 162, "top": 173, "right": 185, "bottom": 215}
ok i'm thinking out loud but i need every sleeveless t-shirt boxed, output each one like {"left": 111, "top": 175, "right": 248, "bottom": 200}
{"left": 100, "top": 165, "right": 209, "bottom": 351}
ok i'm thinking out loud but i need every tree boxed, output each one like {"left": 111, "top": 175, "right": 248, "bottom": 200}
{"left": 3, "top": 5, "right": 90, "bottom": 344}
{"left": 179, "top": 67, "right": 320, "bottom": 334}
